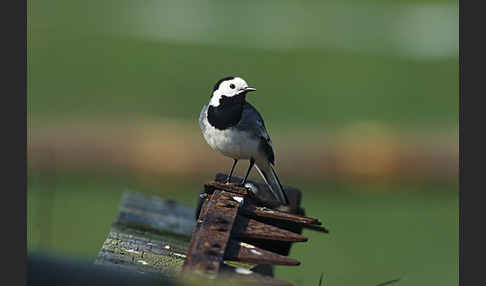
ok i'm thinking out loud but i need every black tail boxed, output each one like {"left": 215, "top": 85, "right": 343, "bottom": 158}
{"left": 255, "top": 160, "right": 289, "bottom": 205}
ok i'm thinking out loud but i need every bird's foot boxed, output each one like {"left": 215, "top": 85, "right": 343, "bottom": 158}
{"left": 237, "top": 179, "right": 247, "bottom": 187}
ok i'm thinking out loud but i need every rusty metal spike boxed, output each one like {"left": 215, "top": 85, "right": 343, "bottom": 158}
{"left": 220, "top": 264, "right": 294, "bottom": 286}
{"left": 241, "top": 204, "right": 322, "bottom": 225}
{"left": 184, "top": 180, "right": 315, "bottom": 285}
{"left": 230, "top": 274, "right": 294, "bottom": 286}
{"left": 225, "top": 239, "right": 300, "bottom": 266}
{"left": 204, "top": 181, "right": 249, "bottom": 196}
{"left": 232, "top": 216, "right": 308, "bottom": 242}
{"left": 207, "top": 181, "right": 329, "bottom": 233}
{"left": 182, "top": 190, "right": 240, "bottom": 276}
{"left": 302, "top": 223, "right": 330, "bottom": 233}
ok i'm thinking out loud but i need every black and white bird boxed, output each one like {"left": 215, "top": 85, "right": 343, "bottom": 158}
{"left": 199, "top": 76, "right": 289, "bottom": 205}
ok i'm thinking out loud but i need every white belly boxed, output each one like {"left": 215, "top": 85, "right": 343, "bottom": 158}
{"left": 202, "top": 121, "right": 260, "bottom": 160}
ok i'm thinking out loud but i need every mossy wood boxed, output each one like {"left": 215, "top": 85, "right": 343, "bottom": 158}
{"left": 94, "top": 191, "right": 195, "bottom": 279}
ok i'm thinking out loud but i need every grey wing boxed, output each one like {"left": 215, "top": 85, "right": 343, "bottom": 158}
{"left": 238, "top": 103, "right": 276, "bottom": 165}
{"left": 198, "top": 104, "right": 208, "bottom": 132}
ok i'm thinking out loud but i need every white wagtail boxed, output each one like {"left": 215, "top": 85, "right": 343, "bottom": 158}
{"left": 199, "top": 76, "right": 289, "bottom": 205}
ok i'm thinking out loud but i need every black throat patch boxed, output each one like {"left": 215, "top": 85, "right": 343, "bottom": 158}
{"left": 207, "top": 94, "right": 246, "bottom": 130}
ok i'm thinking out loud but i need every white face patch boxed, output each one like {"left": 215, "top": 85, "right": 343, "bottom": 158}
{"left": 209, "top": 77, "right": 250, "bottom": 107}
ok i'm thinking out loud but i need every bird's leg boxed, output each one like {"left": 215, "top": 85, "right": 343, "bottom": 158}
{"left": 240, "top": 158, "right": 255, "bottom": 186}
{"left": 225, "top": 159, "right": 238, "bottom": 184}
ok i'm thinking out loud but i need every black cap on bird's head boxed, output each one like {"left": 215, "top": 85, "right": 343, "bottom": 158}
{"left": 209, "top": 76, "right": 256, "bottom": 106}
{"left": 212, "top": 76, "right": 236, "bottom": 92}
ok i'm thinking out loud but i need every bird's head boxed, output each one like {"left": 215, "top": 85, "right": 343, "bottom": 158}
{"left": 209, "top": 76, "right": 256, "bottom": 107}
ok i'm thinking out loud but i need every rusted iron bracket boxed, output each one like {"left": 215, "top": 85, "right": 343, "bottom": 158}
{"left": 181, "top": 174, "right": 328, "bottom": 285}
{"left": 182, "top": 189, "right": 241, "bottom": 277}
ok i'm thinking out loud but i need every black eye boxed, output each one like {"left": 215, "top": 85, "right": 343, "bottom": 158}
{"left": 230, "top": 84, "right": 235, "bottom": 89}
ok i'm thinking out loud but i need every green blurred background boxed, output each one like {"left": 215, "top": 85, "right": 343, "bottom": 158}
{"left": 27, "top": 1, "right": 458, "bottom": 285}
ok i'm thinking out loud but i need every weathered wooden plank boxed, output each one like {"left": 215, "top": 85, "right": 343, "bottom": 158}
{"left": 95, "top": 223, "right": 190, "bottom": 278}
{"left": 95, "top": 192, "right": 196, "bottom": 279}
{"left": 30, "top": 253, "right": 176, "bottom": 286}
{"left": 116, "top": 191, "right": 196, "bottom": 236}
